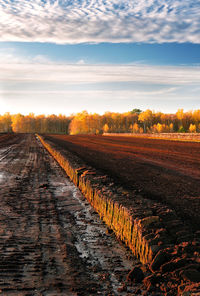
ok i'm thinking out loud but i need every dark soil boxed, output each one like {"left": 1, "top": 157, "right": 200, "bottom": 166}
{"left": 44, "top": 134, "right": 200, "bottom": 230}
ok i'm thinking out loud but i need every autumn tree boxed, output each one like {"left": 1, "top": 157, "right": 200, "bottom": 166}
{"left": 130, "top": 123, "right": 139, "bottom": 133}
{"left": 176, "top": 109, "right": 187, "bottom": 130}
{"left": 69, "top": 111, "right": 90, "bottom": 135}
{"left": 138, "top": 109, "right": 154, "bottom": 133}
{"left": 192, "top": 110, "right": 200, "bottom": 124}
{"left": 0, "top": 113, "right": 12, "bottom": 132}
{"left": 189, "top": 124, "right": 196, "bottom": 133}
{"left": 2, "top": 108, "right": 200, "bottom": 135}
{"left": 10, "top": 113, "right": 70, "bottom": 134}
{"left": 102, "top": 123, "right": 109, "bottom": 133}
{"left": 11, "top": 114, "right": 24, "bottom": 133}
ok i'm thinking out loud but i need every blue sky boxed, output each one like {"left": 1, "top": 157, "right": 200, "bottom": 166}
{"left": 1, "top": 42, "right": 200, "bottom": 65}
{"left": 0, "top": 0, "right": 200, "bottom": 115}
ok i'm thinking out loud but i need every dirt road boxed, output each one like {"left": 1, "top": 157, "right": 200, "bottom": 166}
{"left": 0, "top": 134, "right": 141, "bottom": 295}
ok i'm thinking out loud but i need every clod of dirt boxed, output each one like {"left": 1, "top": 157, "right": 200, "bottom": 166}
{"left": 126, "top": 266, "right": 144, "bottom": 283}
{"left": 117, "top": 283, "right": 127, "bottom": 292}
{"left": 178, "top": 282, "right": 200, "bottom": 295}
{"left": 143, "top": 274, "right": 163, "bottom": 293}
{"left": 106, "top": 227, "right": 113, "bottom": 235}
{"left": 160, "top": 258, "right": 188, "bottom": 273}
{"left": 150, "top": 249, "right": 172, "bottom": 272}
{"left": 180, "top": 268, "right": 200, "bottom": 283}
{"left": 39, "top": 183, "right": 49, "bottom": 189}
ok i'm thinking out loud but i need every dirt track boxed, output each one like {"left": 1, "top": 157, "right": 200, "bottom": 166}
{"left": 44, "top": 134, "right": 200, "bottom": 229}
{"left": 0, "top": 134, "right": 143, "bottom": 295}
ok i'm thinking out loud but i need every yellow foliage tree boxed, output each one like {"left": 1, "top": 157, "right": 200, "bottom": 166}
{"left": 130, "top": 123, "right": 140, "bottom": 133}
{"left": 189, "top": 124, "right": 196, "bottom": 133}
{"left": 138, "top": 109, "right": 153, "bottom": 133}
{"left": 103, "top": 123, "right": 109, "bottom": 133}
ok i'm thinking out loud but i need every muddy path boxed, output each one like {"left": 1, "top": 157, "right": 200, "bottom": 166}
{"left": 0, "top": 134, "right": 145, "bottom": 295}
{"left": 0, "top": 134, "right": 23, "bottom": 149}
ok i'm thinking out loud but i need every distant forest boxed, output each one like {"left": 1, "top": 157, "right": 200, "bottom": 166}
{"left": 1, "top": 109, "right": 200, "bottom": 134}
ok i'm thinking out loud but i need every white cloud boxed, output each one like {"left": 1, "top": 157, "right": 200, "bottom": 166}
{"left": 0, "top": 0, "right": 200, "bottom": 44}
{"left": 0, "top": 52, "right": 200, "bottom": 115}
{"left": 76, "top": 59, "right": 85, "bottom": 65}
{"left": 0, "top": 87, "right": 178, "bottom": 97}
{"left": 1, "top": 61, "right": 200, "bottom": 86}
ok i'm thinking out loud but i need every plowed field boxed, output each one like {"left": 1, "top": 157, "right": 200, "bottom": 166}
{"left": 44, "top": 134, "right": 200, "bottom": 229}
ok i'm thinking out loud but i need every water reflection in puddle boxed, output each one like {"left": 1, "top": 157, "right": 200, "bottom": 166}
{"left": 51, "top": 177, "right": 138, "bottom": 295}
{"left": 0, "top": 173, "right": 4, "bottom": 183}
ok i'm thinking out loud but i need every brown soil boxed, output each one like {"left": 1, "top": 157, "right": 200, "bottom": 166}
{"left": 40, "top": 134, "right": 200, "bottom": 295}
{"left": 44, "top": 134, "right": 200, "bottom": 230}
{"left": 0, "top": 133, "right": 148, "bottom": 295}
{"left": 0, "top": 133, "right": 23, "bottom": 148}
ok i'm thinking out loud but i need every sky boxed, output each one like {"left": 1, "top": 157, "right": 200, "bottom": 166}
{"left": 0, "top": 0, "right": 200, "bottom": 116}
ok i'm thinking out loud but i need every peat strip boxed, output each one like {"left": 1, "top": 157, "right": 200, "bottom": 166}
{"left": 38, "top": 134, "right": 200, "bottom": 296}
{"left": 43, "top": 134, "right": 200, "bottom": 228}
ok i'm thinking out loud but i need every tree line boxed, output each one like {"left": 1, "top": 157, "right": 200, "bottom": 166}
{"left": 1, "top": 109, "right": 200, "bottom": 134}
{"left": 69, "top": 109, "right": 200, "bottom": 134}
{"left": 0, "top": 113, "right": 71, "bottom": 134}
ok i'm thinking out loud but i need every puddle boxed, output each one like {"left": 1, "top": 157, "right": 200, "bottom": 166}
{"left": 0, "top": 172, "right": 4, "bottom": 183}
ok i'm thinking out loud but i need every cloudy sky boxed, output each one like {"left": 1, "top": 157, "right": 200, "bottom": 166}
{"left": 0, "top": 0, "right": 200, "bottom": 115}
